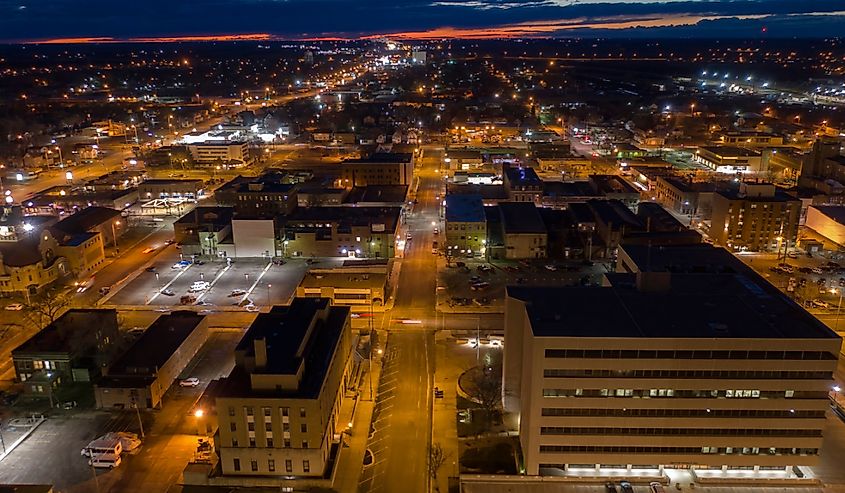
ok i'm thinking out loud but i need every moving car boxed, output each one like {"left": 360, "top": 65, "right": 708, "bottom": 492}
{"left": 179, "top": 377, "right": 200, "bottom": 387}
{"left": 4, "top": 303, "right": 24, "bottom": 311}
{"left": 141, "top": 247, "right": 156, "bottom": 254}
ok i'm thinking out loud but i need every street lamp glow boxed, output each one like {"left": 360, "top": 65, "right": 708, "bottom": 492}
{"left": 194, "top": 409, "right": 204, "bottom": 418}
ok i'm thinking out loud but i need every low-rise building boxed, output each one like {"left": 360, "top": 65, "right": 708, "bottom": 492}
{"left": 215, "top": 179, "right": 298, "bottom": 218}
{"left": 340, "top": 153, "right": 414, "bottom": 187}
{"left": 214, "top": 298, "right": 354, "bottom": 482}
{"left": 503, "top": 166, "right": 543, "bottom": 204}
{"left": 693, "top": 146, "right": 765, "bottom": 174}
{"left": 95, "top": 311, "right": 209, "bottom": 409}
{"left": 297, "top": 265, "right": 387, "bottom": 308}
{"left": 445, "top": 194, "right": 487, "bottom": 257}
{"left": 174, "top": 207, "right": 235, "bottom": 258}
{"left": 716, "top": 131, "right": 785, "bottom": 148}
{"left": 497, "top": 202, "right": 547, "bottom": 259}
{"left": 13, "top": 309, "right": 119, "bottom": 400}
{"left": 280, "top": 207, "right": 400, "bottom": 259}
{"left": 24, "top": 186, "right": 139, "bottom": 214}
{"left": 710, "top": 182, "right": 801, "bottom": 252}
{"left": 444, "top": 149, "right": 483, "bottom": 171}
{"left": 188, "top": 141, "right": 252, "bottom": 167}
{"left": 0, "top": 223, "right": 70, "bottom": 297}
{"left": 50, "top": 206, "right": 125, "bottom": 250}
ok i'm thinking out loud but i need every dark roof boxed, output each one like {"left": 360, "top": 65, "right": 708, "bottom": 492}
{"left": 508, "top": 272, "right": 839, "bottom": 340}
{"left": 52, "top": 207, "right": 121, "bottom": 235}
{"left": 0, "top": 486, "right": 55, "bottom": 493}
{"left": 0, "top": 235, "right": 44, "bottom": 267}
{"left": 716, "top": 187, "right": 799, "bottom": 203}
{"left": 542, "top": 181, "right": 596, "bottom": 198}
{"left": 446, "top": 194, "right": 486, "bottom": 223}
{"left": 498, "top": 202, "right": 546, "bottom": 234}
{"left": 139, "top": 178, "right": 203, "bottom": 186}
{"left": 699, "top": 146, "right": 760, "bottom": 157}
{"left": 283, "top": 206, "right": 401, "bottom": 234}
{"left": 586, "top": 199, "right": 641, "bottom": 229}
{"left": 636, "top": 202, "right": 686, "bottom": 233}
{"left": 504, "top": 166, "right": 542, "bottom": 187}
{"left": 13, "top": 309, "right": 118, "bottom": 355}
{"left": 345, "top": 185, "right": 408, "bottom": 204}
{"left": 810, "top": 205, "right": 845, "bottom": 225}
{"left": 589, "top": 175, "right": 639, "bottom": 195}
{"left": 174, "top": 206, "right": 235, "bottom": 226}
{"left": 219, "top": 298, "right": 349, "bottom": 399}
{"left": 106, "top": 311, "right": 205, "bottom": 377}
{"left": 620, "top": 243, "right": 749, "bottom": 275}
{"left": 57, "top": 231, "right": 97, "bottom": 247}
{"left": 345, "top": 152, "right": 412, "bottom": 164}
{"left": 447, "top": 183, "right": 508, "bottom": 201}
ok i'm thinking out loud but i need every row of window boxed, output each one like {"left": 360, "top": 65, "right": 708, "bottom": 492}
{"left": 539, "top": 427, "right": 822, "bottom": 437}
{"left": 230, "top": 406, "right": 307, "bottom": 418}
{"left": 233, "top": 421, "right": 308, "bottom": 434}
{"left": 541, "top": 388, "right": 813, "bottom": 399}
{"left": 544, "top": 349, "right": 836, "bottom": 360}
{"left": 539, "top": 445, "right": 819, "bottom": 456}
{"left": 540, "top": 408, "right": 825, "bottom": 419}
{"left": 231, "top": 437, "right": 307, "bottom": 448}
{"left": 232, "top": 458, "right": 310, "bottom": 473}
{"left": 542, "top": 369, "right": 832, "bottom": 380}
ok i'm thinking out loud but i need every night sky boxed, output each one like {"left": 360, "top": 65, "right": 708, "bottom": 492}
{"left": 2, "top": 0, "right": 844, "bottom": 42}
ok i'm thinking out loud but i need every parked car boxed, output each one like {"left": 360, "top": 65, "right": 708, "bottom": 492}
{"left": 229, "top": 289, "right": 247, "bottom": 297}
{"left": 160, "top": 289, "right": 175, "bottom": 296}
{"left": 650, "top": 482, "right": 665, "bottom": 493}
{"left": 179, "top": 378, "right": 200, "bottom": 387}
{"left": 619, "top": 481, "right": 634, "bottom": 493}
{"left": 810, "top": 299, "right": 830, "bottom": 309}
{"left": 4, "top": 303, "right": 24, "bottom": 311}
{"left": 144, "top": 266, "right": 157, "bottom": 273}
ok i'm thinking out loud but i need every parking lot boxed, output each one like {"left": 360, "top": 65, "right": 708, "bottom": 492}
{"left": 107, "top": 257, "right": 333, "bottom": 308}
{"left": 437, "top": 257, "right": 608, "bottom": 312}
{"left": 0, "top": 331, "right": 241, "bottom": 492}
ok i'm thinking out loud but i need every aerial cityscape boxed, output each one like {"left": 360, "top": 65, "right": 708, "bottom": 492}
{"left": 0, "top": 2, "right": 845, "bottom": 493}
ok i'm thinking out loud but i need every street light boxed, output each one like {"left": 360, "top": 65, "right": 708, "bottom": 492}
{"left": 111, "top": 221, "right": 120, "bottom": 250}
{"left": 266, "top": 284, "right": 272, "bottom": 305}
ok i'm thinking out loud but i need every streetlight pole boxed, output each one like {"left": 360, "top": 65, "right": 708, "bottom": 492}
{"left": 266, "top": 284, "right": 272, "bottom": 306}
{"left": 111, "top": 220, "right": 120, "bottom": 250}
{"left": 133, "top": 402, "right": 145, "bottom": 438}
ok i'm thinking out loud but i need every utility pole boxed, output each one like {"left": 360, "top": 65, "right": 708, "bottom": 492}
{"left": 133, "top": 402, "right": 145, "bottom": 438}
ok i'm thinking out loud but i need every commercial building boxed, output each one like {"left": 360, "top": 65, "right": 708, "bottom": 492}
{"left": 693, "top": 146, "right": 765, "bottom": 175}
{"left": 280, "top": 207, "right": 400, "bottom": 259}
{"left": 174, "top": 207, "right": 235, "bottom": 258}
{"left": 503, "top": 166, "right": 543, "bottom": 203}
{"left": 654, "top": 176, "right": 700, "bottom": 216}
{"left": 444, "top": 149, "right": 483, "bottom": 171}
{"left": 496, "top": 202, "right": 547, "bottom": 259}
{"left": 50, "top": 206, "right": 125, "bottom": 250}
{"left": 710, "top": 182, "right": 801, "bottom": 252}
{"left": 297, "top": 263, "right": 387, "bottom": 308}
{"left": 214, "top": 298, "right": 354, "bottom": 480}
{"left": 504, "top": 250, "right": 840, "bottom": 476}
{"left": 24, "top": 187, "right": 139, "bottom": 214}
{"left": 215, "top": 179, "right": 298, "bottom": 218}
{"left": 340, "top": 153, "right": 414, "bottom": 187}
{"left": 716, "top": 131, "right": 785, "bottom": 148}
{"left": 13, "top": 309, "right": 119, "bottom": 400}
{"left": 188, "top": 141, "right": 251, "bottom": 167}
{"left": 95, "top": 311, "right": 209, "bottom": 409}
{"left": 445, "top": 194, "right": 488, "bottom": 257}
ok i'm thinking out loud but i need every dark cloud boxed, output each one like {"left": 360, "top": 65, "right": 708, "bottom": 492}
{"left": 0, "top": 0, "right": 843, "bottom": 41}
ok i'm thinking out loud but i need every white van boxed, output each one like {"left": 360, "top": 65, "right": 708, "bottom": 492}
{"left": 89, "top": 453, "right": 122, "bottom": 469}
{"left": 81, "top": 437, "right": 123, "bottom": 457}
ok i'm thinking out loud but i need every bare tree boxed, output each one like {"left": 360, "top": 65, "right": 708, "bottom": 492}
{"left": 461, "top": 364, "right": 504, "bottom": 431}
{"left": 24, "top": 290, "right": 72, "bottom": 328}
{"left": 428, "top": 442, "right": 448, "bottom": 489}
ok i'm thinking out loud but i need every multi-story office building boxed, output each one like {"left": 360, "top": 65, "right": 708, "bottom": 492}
{"left": 215, "top": 298, "right": 353, "bottom": 479}
{"left": 710, "top": 182, "right": 801, "bottom": 252}
{"left": 187, "top": 141, "right": 251, "bottom": 167}
{"left": 504, "top": 245, "right": 840, "bottom": 476}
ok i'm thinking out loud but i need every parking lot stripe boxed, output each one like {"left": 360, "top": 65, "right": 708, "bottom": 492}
{"left": 147, "top": 264, "right": 193, "bottom": 304}
{"left": 241, "top": 261, "right": 273, "bottom": 305}
{"left": 195, "top": 264, "right": 232, "bottom": 303}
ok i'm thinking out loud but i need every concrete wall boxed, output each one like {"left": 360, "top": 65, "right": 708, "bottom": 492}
{"left": 806, "top": 207, "right": 845, "bottom": 247}
{"left": 232, "top": 219, "right": 276, "bottom": 258}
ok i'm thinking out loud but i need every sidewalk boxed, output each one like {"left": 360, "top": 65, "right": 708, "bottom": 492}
{"left": 332, "top": 352, "right": 383, "bottom": 493}
{"left": 432, "top": 337, "right": 464, "bottom": 493}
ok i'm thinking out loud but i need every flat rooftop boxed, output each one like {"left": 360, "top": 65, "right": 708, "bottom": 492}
{"left": 499, "top": 202, "right": 546, "bottom": 234}
{"left": 699, "top": 146, "right": 761, "bottom": 157}
{"left": 13, "top": 309, "right": 117, "bottom": 355}
{"left": 446, "top": 194, "right": 486, "bottom": 223}
{"left": 218, "top": 298, "right": 349, "bottom": 399}
{"left": 344, "top": 152, "right": 412, "bottom": 164}
{"left": 810, "top": 205, "right": 845, "bottom": 225}
{"left": 508, "top": 272, "right": 839, "bottom": 340}
{"left": 346, "top": 185, "right": 408, "bottom": 204}
{"left": 106, "top": 311, "right": 205, "bottom": 377}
